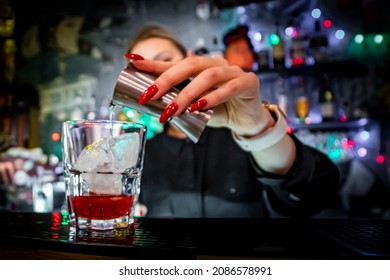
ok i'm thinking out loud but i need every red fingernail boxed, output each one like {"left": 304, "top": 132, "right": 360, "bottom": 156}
{"left": 139, "top": 84, "right": 158, "bottom": 105}
{"left": 188, "top": 99, "right": 208, "bottom": 113}
{"left": 160, "top": 102, "right": 179, "bottom": 123}
{"left": 124, "top": 53, "right": 144, "bottom": 60}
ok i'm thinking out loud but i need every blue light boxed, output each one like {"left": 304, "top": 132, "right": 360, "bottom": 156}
{"left": 285, "top": 27, "right": 295, "bottom": 37}
{"left": 359, "top": 130, "right": 370, "bottom": 141}
{"left": 357, "top": 147, "right": 368, "bottom": 157}
{"left": 311, "top": 8, "right": 321, "bottom": 19}
{"left": 254, "top": 32, "right": 262, "bottom": 41}
{"left": 335, "top": 30, "right": 345, "bottom": 40}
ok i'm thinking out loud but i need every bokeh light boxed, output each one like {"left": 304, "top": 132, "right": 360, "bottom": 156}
{"left": 335, "top": 29, "right": 345, "bottom": 40}
{"left": 354, "top": 34, "right": 364, "bottom": 44}
{"left": 311, "top": 8, "right": 321, "bottom": 19}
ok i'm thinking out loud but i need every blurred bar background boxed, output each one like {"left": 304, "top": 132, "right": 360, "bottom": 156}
{"left": 0, "top": 0, "right": 389, "bottom": 218}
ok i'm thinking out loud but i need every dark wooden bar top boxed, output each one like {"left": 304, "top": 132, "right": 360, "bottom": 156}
{"left": 0, "top": 211, "right": 389, "bottom": 260}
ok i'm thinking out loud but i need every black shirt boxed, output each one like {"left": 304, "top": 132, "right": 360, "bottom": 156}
{"left": 140, "top": 127, "right": 340, "bottom": 218}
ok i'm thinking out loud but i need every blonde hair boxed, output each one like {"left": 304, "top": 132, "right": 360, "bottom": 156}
{"left": 126, "top": 25, "right": 187, "bottom": 57}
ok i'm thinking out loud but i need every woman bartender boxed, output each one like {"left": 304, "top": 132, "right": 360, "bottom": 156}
{"left": 124, "top": 25, "right": 339, "bottom": 218}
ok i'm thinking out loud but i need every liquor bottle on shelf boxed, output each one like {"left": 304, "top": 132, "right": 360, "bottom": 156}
{"left": 318, "top": 73, "right": 336, "bottom": 122}
{"left": 271, "top": 22, "right": 285, "bottom": 70}
{"left": 309, "top": 20, "right": 329, "bottom": 63}
{"left": 272, "top": 36, "right": 285, "bottom": 70}
{"left": 275, "top": 76, "right": 288, "bottom": 119}
{"left": 290, "top": 37, "right": 305, "bottom": 67}
{"left": 256, "top": 48, "right": 271, "bottom": 71}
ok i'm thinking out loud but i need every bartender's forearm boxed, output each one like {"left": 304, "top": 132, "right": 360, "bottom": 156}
{"left": 250, "top": 134, "right": 296, "bottom": 175}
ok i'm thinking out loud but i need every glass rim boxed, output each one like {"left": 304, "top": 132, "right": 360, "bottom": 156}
{"left": 62, "top": 119, "right": 146, "bottom": 128}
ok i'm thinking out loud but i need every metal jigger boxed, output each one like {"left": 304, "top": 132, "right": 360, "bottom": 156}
{"left": 112, "top": 63, "right": 213, "bottom": 143}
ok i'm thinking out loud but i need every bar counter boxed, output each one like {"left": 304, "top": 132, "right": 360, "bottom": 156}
{"left": 0, "top": 211, "right": 389, "bottom": 260}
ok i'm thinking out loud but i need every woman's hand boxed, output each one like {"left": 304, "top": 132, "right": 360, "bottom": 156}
{"left": 127, "top": 54, "right": 296, "bottom": 175}
{"left": 130, "top": 55, "right": 273, "bottom": 136}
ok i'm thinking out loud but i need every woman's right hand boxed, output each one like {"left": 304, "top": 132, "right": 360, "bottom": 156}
{"left": 129, "top": 54, "right": 274, "bottom": 137}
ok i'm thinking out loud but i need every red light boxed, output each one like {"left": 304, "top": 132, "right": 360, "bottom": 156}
{"left": 323, "top": 19, "right": 332, "bottom": 28}
{"left": 292, "top": 29, "right": 299, "bottom": 38}
{"left": 341, "top": 139, "right": 354, "bottom": 149}
{"left": 291, "top": 57, "right": 304, "bottom": 66}
{"left": 51, "top": 132, "right": 61, "bottom": 142}
{"left": 286, "top": 126, "right": 293, "bottom": 134}
{"left": 376, "top": 154, "right": 385, "bottom": 164}
{"left": 339, "top": 114, "right": 347, "bottom": 122}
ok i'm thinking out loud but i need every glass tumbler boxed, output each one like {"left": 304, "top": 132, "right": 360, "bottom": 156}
{"left": 61, "top": 120, "right": 146, "bottom": 231}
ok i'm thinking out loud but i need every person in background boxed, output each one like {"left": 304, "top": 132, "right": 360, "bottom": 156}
{"left": 222, "top": 25, "right": 255, "bottom": 71}
{"left": 124, "top": 24, "right": 339, "bottom": 218}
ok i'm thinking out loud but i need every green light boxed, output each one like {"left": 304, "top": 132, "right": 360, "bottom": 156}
{"left": 373, "top": 34, "right": 383, "bottom": 44}
{"left": 328, "top": 148, "right": 341, "bottom": 160}
{"left": 354, "top": 34, "right": 364, "bottom": 44}
{"left": 269, "top": 34, "right": 280, "bottom": 45}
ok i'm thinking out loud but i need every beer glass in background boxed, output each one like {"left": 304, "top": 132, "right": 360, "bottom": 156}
{"left": 61, "top": 120, "right": 146, "bottom": 231}
{"left": 296, "top": 96, "right": 309, "bottom": 123}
